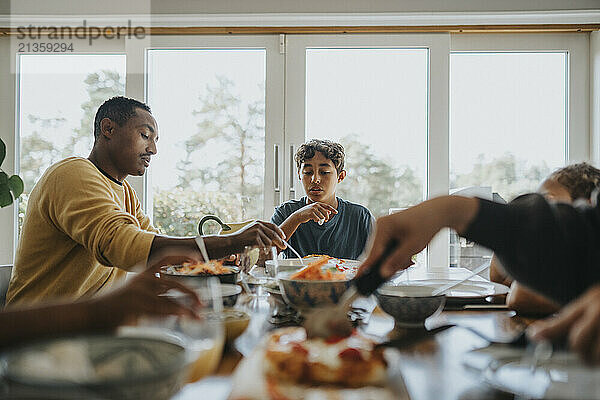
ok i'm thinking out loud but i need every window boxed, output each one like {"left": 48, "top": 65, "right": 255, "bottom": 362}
{"left": 286, "top": 34, "right": 450, "bottom": 269}
{"left": 147, "top": 48, "right": 266, "bottom": 235}
{"left": 450, "top": 51, "right": 567, "bottom": 202}
{"left": 143, "top": 35, "right": 284, "bottom": 236}
{"left": 304, "top": 48, "right": 428, "bottom": 217}
{"left": 448, "top": 33, "right": 589, "bottom": 270}
{"left": 18, "top": 54, "right": 126, "bottom": 232}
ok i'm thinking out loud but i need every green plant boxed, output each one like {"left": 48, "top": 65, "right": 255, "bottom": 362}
{"left": 0, "top": 138, "right": 24, "bottom": 207}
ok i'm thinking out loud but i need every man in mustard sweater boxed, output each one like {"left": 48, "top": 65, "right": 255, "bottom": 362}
{"left": 7, "top": 96, "right": 285, "bottom": 306}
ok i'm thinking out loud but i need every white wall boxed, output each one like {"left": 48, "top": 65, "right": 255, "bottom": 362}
{"left": 1, "top": 0, "right": 599, "bottom": 15}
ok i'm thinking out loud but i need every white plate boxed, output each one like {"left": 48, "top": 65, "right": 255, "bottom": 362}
{"left": 393, "top": 279, "right": 509, "bottom": 299}
{"left": 482, "top": 354, "right": 600, "bottom": 399}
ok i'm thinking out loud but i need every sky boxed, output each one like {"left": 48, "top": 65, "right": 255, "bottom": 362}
{"left": 18, "top": 48, "right": 566, "bottom": 200}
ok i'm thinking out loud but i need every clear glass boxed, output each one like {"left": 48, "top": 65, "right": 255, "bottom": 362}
{"left": 305, "top": 48, "right": 428, "bottom": 217}
{"left": 240, "top": 246, "right": 277, "bottom": 308}
{"left": 450, "top": 52, "right": 567, "bottom": 202}
{"left": 17, "top": 54, "right": 126, "bottom": 233}
{"left": 126, "top": 277, "right": 224, "bottom": 383}
{"left": 146, "top": 49, "right": 267, "bottom": 236}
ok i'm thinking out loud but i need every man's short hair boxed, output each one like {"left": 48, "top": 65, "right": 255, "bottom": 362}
{"left": 549, "top": 162, "right": 600, "bottom": 200}
{"left": 93, "top": 96, "right": 151, "bottom": 139}
{"left": 295, "top": 139, "right": 345, "bottom": 174}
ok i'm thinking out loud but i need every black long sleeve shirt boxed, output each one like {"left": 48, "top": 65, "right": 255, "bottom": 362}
{"left": 463, "top": 193, "right": 600, "bottom": 305}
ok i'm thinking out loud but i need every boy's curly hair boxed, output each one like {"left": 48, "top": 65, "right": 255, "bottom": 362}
{"left": 549, "top": 162, "right": 600, "bottom": 200}
{"left": 295, "top": 139, "right": 345, "bottom": 174}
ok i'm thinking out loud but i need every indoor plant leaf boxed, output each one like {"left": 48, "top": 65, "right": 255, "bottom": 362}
{"left": 0, "top": 171, "right": 8, "bottom": 186}
{"left": 0, "top": 138, "right": 5, "bottom": 167}
{"left": 0, "top": 187, "right": 12, "bottom": 208}
{"left": 8, "top": 175, "right": 24, "bottom": 199}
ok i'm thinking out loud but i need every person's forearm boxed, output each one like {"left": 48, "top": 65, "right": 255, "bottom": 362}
{"left": 0, "top": 300, "right": 116, "bottom": 347}
{"left": 149, "top": 235, "right": 240, "bottom": 263}
{"left": 279, "top": 214, "right": 303, "bottom": 241}
{"left": 462, "top": 193, "right": 600, "bottom": 304}
{"left": 427, "top": 195, "right": 480, "bottom": 234}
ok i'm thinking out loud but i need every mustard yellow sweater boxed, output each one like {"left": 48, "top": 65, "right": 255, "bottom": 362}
{"left": 7, "top": 157, "right": 158, "bottom": 306}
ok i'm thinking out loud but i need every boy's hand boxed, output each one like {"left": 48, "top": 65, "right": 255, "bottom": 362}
{"left": 528, "top": 284, "right": 600, "bottom": 364}
{"left": 293, "top": 202, "right": 338, "bottom": 225}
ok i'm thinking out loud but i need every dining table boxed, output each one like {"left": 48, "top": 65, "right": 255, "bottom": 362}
{"left": 173, "top": 267, "right": 536, "bottom": 400}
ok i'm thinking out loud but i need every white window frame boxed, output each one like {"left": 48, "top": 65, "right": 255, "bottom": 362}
{"left": 125, "top": 35, "right": 285, "bottom": 221}
{"left": 450, "top": 33, "right": 590, "bottom": 165}
{"left": 3, "top": 38, "right": 126, "bottom": 264}
{"left": 285, "top": 33, "right": 451, "bottom": 271}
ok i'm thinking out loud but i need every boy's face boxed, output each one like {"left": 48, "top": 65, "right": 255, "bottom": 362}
{"left": 299, "top": 151, "right": 346, "bottom": 204}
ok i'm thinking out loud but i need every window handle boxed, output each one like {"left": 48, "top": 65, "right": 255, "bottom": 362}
{"left": 289, "top": 145, "right": 296, "bottom": 199}
{"left": 274, "top": 144, "right": 281, "bottom": 206}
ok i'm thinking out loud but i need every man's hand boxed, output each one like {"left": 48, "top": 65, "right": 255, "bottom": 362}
{"left": 226, "top": 221, "right": 287, "bottom": 252}
{"left": 292, "top": 202, "right": 338, "bottom": 225}
{"left": 528, "top": 284, "right": 600, "bottom": 364}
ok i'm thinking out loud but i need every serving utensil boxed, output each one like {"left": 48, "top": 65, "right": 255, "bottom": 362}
{"left": 281, "top": 239, "right": 304, "bottom": 265}
{"left": 302, "top": 242, "right": 396, "bottom": 338}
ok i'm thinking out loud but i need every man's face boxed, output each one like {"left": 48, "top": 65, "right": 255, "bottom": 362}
{"left": 107, "top": 108, "right": 158, "bottom": 178}
{"left": 299, "top": 151, "right": 345, "bottom": 204}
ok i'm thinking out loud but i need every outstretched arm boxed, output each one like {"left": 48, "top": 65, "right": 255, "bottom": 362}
{"left": 0, "top": 264, "right": 200, "bottom": 347}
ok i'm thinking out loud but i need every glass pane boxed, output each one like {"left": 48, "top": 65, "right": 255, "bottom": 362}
{"left": 18, "top": 54, "right": 126, "bottom": 233}
{"left": 305, "top": 48, "right": 428, "bottom": 218}
{"left": 450, "top": 52, "right": 567, "bottom": 201}
{"left": 449, "top": 52, "right": 567, "bottom": 268}
{"left": 147, "top": 49, "right": 266, "bottom": 236}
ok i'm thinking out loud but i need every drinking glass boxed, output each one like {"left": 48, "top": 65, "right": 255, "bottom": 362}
{"left": 123, "top": 277, "right": 225, "bottom": 383}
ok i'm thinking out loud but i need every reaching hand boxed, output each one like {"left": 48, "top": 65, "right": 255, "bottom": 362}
{"left": 97, "top": 263, "right": 201, "bottom": 326}
{"left": 227, "top": 221, "right": 287, "bottom": 252}
{"left": 293, "top": 202, "right": 338, "bottom": 225}
{"left": 528, "top": 284, "right": 600, "bottom": 364}
{"left": 358, "top": 196, "right": 479, "bottom": 278}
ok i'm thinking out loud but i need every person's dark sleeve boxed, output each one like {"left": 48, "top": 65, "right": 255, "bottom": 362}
{"left": 271, "top": 206, "right": 286, "bottom": 225}
{"left": 463, "top": 193, "right": 600, "bottom": 304}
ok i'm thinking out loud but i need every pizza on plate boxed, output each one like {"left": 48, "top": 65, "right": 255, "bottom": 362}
{"left": 264, "top": 327, "right": 387, "bottom": 387}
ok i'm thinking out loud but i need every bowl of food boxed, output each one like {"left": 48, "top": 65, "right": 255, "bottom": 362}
{"left": 161, "top": 261, "right": 239, "bottom": 285}
{"left": 266, "top": 256, "right": 360, "bottom": 276}
{"left": 277, "top": 257, "right": 353, "bottom": 310}
{"left": 0, "top": 335, "right": 187, "bottom": 400}
{"left": 375, "top": 285, "right": 446, "bottom": 327}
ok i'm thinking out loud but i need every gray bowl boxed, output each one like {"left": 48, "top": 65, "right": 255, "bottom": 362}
{"left": 375, "top": 285, "right": 446, "bottom": 327}
{"left": 277, "top": 270, "right": 352, "bottom": 310}
{"left": 165, "top": 283, "right": 241, "bottom": 308}
{"left": 1, "top": 335, "right": 187, "bottom": 400}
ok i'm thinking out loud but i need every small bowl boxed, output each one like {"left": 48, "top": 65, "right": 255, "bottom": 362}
{"left": 161, "top": 266, "right": 239, "bottom": 285}
{"left": 375, "top": 285, "right": 446, "bottom": 327}
{"left": 277, "top": 270, "right": 352, "bottom": 311}
{"left": 200, "top": 309, "right": 250, "bottom": 344}
{"left": 167, "top": 284, "right": 241, "bottom": 308}
{"left": 211, "top": 284, "right": 241, "bottom": 308}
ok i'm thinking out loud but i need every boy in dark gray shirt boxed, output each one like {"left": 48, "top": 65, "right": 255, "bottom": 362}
{"left": 271, "top": 139, "right": 373, "bottom": 259}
